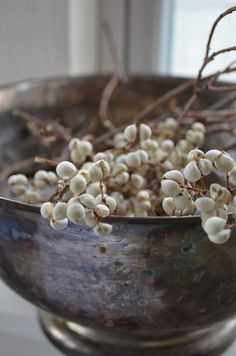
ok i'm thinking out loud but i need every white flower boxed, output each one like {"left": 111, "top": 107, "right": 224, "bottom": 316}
{"left": 79, "top": 140, "right": 93, "bottom": 156}
{"left": 94, "top": 222, "right": 112, "bottom": 237}
{"left": 40, "top": 202, "right": 54, "bottom": 219}
{"left": 163, "top": 170, "right": 184, "bottom": 185}
{"left": 124, "top": 124, "right": 137, "bottom": 142}
{"left": 56, "top": 161, "right": 77, "bottom": 177}
{"left": 53, "top": 202, "right": 67, "bottom": 220}
{"left": 78, "top": 169, "right": 91, "bottom": 183}
{"left": 183, "top": 161, "right": 201, "bottom": 182}
{"left": 161, "top": 180, "right": 181, "bottom": 197}
{"left": 130, "top": 174, "right": 145, "bottom": 189}
{"left": 203, "top": 216, "right": 226, "bottom": 235}
{"left": 165, "top": 117, "right": 177, "bottom": 129}
{"left": 195, "top": 197, "right": 215, "bottom": 213}
{"left": 139, "top": 123, "right": 152, "bottom": 141}
{"left": 208, "top": 229, "right": 231, "bottom": 244}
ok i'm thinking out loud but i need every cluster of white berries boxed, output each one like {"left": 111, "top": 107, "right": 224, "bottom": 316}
{"left": 7, "top": 119, "right": 236, "bottom": 243}
{"left": 161, "top": 148, "right": 236, "bottom": 244}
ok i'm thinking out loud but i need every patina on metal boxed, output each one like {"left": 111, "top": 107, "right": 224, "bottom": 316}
{"left": 0, "top": 75, "right": 235, "bottom": 355}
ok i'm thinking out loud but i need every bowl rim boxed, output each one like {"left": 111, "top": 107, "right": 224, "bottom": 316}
{"left": 0, "top": 196, "right": 201, "bottom": 225}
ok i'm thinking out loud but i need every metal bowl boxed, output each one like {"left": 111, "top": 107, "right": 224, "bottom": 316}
{"left": 0, "top": 75, "right": 235, "bottom": 355}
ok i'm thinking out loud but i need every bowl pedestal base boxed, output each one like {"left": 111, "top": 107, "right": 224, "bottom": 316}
{"left": 39, "top": 310, "right": 236, "bottom": 356}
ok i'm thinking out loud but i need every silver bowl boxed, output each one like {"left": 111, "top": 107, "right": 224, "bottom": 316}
{"left": 0, "top": 75, "right": 235, "bottom": 355}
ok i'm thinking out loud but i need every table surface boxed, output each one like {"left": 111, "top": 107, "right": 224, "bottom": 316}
{"left": 0, "top": 281, "right": 235, "bottom": 356}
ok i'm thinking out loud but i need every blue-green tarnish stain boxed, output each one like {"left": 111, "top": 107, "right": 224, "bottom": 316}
{"left": 142, "top": 267, "right": 160, "bottom": 277}
{"left": 193, "top": 271, "right": 205, "bottom": 284}
{"left": 181, "top": 242, "right": 196, "bottom": 253}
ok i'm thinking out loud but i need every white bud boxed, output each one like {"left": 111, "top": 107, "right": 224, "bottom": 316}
{"left": 34, "top": 170, "right": 48, "bottom": 187}
{"left": 165, "top": 117, "right": 177, "bottom": 129}
{"left": 163, "top": 170, "right": 184, "bottom": 185}
{"left": 94, "top": 152, "right": 107, "bottom": 162}
{"left": 229, "top": 167, "right": 236, "bottom": 186}
{"left": 130, "top": 174, "right": 145, "bottom": 189}
{"left": 97, "top": 160, "right": 110, "bottom": 178}
{"left": 113, "top": 163, "right": 128, "bottom": 174}
{"left": 86, "top": 182, "right": 102, "bottom": 197}
{"left": 177, "top": 139, "right": 192, "bottom": 153}
{"left": 115, "top": 154, "right": 127, "bottom": 165}
{"left": 94, "top": 204, "right": 110, "bottom": 218}
{"left": 201, "top": 209, "right": 217, "bottom": 224}
{"left": 47, "top": 172, "right": 58, "bottom": 185}
{"left": 199, "top": 159, "right": 213, "bottom": 176}
{"left": 68, "top": 138, "right": 80, "bottom": 151}
{"left": 192, "top": 122, "right": 206, "bottom": 133}
{"left": 126, "top": 152, "right": 141, "bottom": 168}
{"left": 116, "top": 172, "right": 129, "bottom": 184}
{"left": 53, "top": 202, "right": 67, "bottom": 220}
{"left": 215, "top": 153, "right": 235, "bottom": 173}
{"left": 67, "top": 202, "right": 85, "bottom": 224}
{"left": 141, "top": 139, "right": 158, "bottom": 151}
{"left": 124, "top": 124, "right": 137, "bottom": 142}
{"left": 88, "top": 163, "right": 103, "bottom": 182}
{"left": 182, "top": 201, "right": 195, "bottom": 216}
{"left": 183, "top": 161, "right": 201, "bottom": 182}
{"left": 50, "top": 218, "right": 68, "bottom": 230}
{"left": 69, "top": 174, "right": 87, "bottom": 194}
{"left": 208, "top": 229, "right": 231, "bottom": 244}
{"left": 11, "top": 184, "right": 27, "bottom": 195}
{"left": 174, "top": 191, "right": 192, "bottom": 210}
{"left": 56, "top": 161, "right": 77, "bottom": 177}
{"left": 94, "top": 222, "right": 112, "bottom": 237}
{"left": 195, "top": 197, "right": 215, "bottom": 213}
{"left": 161, "top": 140, "right": 174, "bottom": 152}
{"left": 20, "top": 190, "right": 40, "bottom": 204}
{"left": 161, "top": 180, "right": 181, "bottom": 197}
{"left": 188, "top": 149, "right": 204, "bottom": 161}
{"left": 85, "top": 210, "right": 97, "bottom": 227}
{"left": 136, "top": 149, "right": 149, "bottom": 163}
{"left": 186, "top": 129, "right": 204, "bottom": 146}
{"left": 217, "top": 208, "right": 228, "bottom": 221}
{"left": 78, "top": 169, "right": 91, "bottom": 183}
{"left": 40, "top": 202, "right": 54, "bottom": 219}
{"left": 162, "top": 197, "right": 175, "bottom": 215}
{"left": 139, "top": 124, "right": 152, "bottom": 141}
{"left": 210, "top": 184, "right": 231, "bottom": 204}
{"left": 79, "top": 141, "right": 93, "bottom": 156}
{"left": 205, "top": 149, "right": 221, "bottom": 162}
{"left": 8, "top": 174, "right": 28, "bottom": 186}
{"left": 70, "top": 149, "right": 85, "bottom": 164}
{"left": 104, "top": 196, "right": 117, "bottom": 213}
{"left": 203, "top": 216, "right": 226, "bottom": 235}
{"left": 137, "top": 190, "right": 150, "bottom": 200}
{"left": 79, "top": 193, "right": 96, "bottom": 208}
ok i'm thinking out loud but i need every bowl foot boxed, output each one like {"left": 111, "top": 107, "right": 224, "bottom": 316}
{"left": 38, "top": 310, "right": 236, "bottom": 356}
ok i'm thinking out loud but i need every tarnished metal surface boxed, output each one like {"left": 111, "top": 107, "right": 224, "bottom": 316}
{"left": 0, "top": 197, "right": 235, "bottom": 333}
